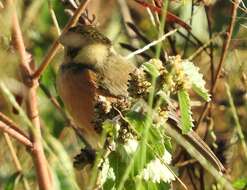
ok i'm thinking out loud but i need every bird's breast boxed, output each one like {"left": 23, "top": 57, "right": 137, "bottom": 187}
{"left": 56, "top": 65, "right": 101, "bottom": 149}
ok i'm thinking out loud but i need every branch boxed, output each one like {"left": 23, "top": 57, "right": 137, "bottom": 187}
{"left": 0, "top": 121, "right": 33, "bottom": 148}
{"left": 32, "top": 0, "right": 92, "bottom": 79}
{"left": 125, "top": 29, "right": 177, "bottom": 59}
{"left": 0, "top": 112, "right": 29, "bottom": 139}
{"left": 7, "top": 0, "right": 52, "bottom": 189}
{"left": 134, "top": 0, "right": 191, "bottom": 31}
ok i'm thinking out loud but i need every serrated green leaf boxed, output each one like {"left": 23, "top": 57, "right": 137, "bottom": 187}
{"left": 192, "top": 84, "right": 211, "bottom": 102}
{"left": 178, "top": 90, "right": 194, "bottom": 134}
{"left": 4, "top": 172, "right": 21, "bottom": 190}
{"left": 182, "top": 60, "right": 211, "bottom": 102}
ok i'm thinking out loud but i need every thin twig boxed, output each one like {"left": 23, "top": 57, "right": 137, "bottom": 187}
{"left": 3, "top": 133, "right": 31, "bottom": 190}
{"left": 0, "top": 121, "right": 33, "bottom": 147}
{"left": 187, "top": 33, "right": 223, "bottom": 61}
{"left": 174, "top": 28, "right": 211, "bottom": 56}
{"left": 196, "top": 0, "right": 240, "bottom": 128}
{"left": 175, "top": 159, "right": 197, "bottom": 167}
{"left": 188, "top": 166, "right": 198, "bottom": 190}
{"left": 183, "top": 0, "right": 194, "bottom": 56}
{"left": 39, "top": 83, "right": 65, "bottom": 114}
{"left": 48, "top": 0, "right": 61, "bottom": 35}
{"left": 39, "top": 83, "right": 90, "bottom": 147}
{"left": 125, "top": 29, "right": 177, "bottom": 59}
{"left": 199, "top": 166, "right": 205, "bottom": 190}
{"left": 165, "top": 27, "right": 177, "bottom": 55}
{"left": 4, "top": 133, "right": 22, "bottom": 170}
{"left": 32, "top": 0, "right": 92, "bottom": 79}
{"left": 117, "top": 0, "right": 139, "bottom": 45}
{"left": 205, "top": 6, "right": 215, "bottom": 87}
{"left": 225, "top": 82, "right": 247, "bottom": 160}
{"left": 205, "top": 5, "right": 214, "bottom": 124}
{"left": 127, "top": 22, "right": 167, "bottom": 61}
{"left": 120, "top": 43, "right": 152, "bottom": 60}
{"left": 146, "top": 7, "right": 156, "bottom": 26}
{"left": 0, "top": 112, "right": 29, "bottom": 139}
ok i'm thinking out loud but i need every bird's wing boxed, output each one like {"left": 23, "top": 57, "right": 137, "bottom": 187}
{"left": 98, "top": 54, "right": 136, "bottom": 97}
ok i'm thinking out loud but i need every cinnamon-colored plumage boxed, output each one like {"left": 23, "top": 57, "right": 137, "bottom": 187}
{"left": 57, "top": 65, "right": 100, "bottom": 149}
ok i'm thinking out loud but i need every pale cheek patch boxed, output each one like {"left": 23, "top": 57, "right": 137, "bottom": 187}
{"left": 74, "top": 44, "right": 109, "bottom": 66}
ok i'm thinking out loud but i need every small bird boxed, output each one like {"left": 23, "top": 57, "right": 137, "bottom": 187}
{"left": 56, "top": 24, "right": 225, "bottom": 172}
{"left": 56, "top": 24, "right": 136, "bottom": 150}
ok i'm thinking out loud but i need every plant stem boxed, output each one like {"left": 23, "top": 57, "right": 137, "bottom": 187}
{"left": 3, "top": 133, "right": 31, "bottom": 190}
{"left": 0, "top": 121, "right": 33, "bottom": 147}
{"left": 225, "top": 82, "right": 247, "bottom": 160}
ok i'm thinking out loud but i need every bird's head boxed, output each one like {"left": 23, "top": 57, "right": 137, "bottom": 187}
{"left": 59, "top": 25, "right": 112, "bottom": 69}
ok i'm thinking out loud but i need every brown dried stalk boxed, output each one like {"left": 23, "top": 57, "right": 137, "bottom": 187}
{"left": 0, "top": 112, "right": 29, "bottom": 139}
{"left": 7, "top": 0, "right": 51, "bottom": 188}
{"left": 0, "top": 121, "right": 33, "bottom": 148}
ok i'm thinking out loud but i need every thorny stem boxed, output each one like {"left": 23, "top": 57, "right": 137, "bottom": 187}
{"left": 196, "top": 0, "right": 240, "bottom": 128}
{"left": 32, "top": 0, "right": 92, "bottom": 79}
{"left": 7, "top": 0, "right": 51, "bottom": 189}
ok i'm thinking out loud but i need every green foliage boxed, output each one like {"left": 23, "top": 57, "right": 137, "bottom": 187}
{"left": 46, "top": 135, "right": 79, "bottom": 190}
{"left": 182, "top": 60, "right": 211, "bottom": 102}
{"left": 4, "top": 172, "right": 21, "bottom": 190}
{"left": 233, "top": 178, "right": 247, "bottom": 189}
{"left": 178, "top": 89, "right": 194, "bottom": 133}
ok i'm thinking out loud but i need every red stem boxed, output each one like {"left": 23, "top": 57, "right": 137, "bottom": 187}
{"left": 134, "top": 0, "right": 191, "bottom": 31}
